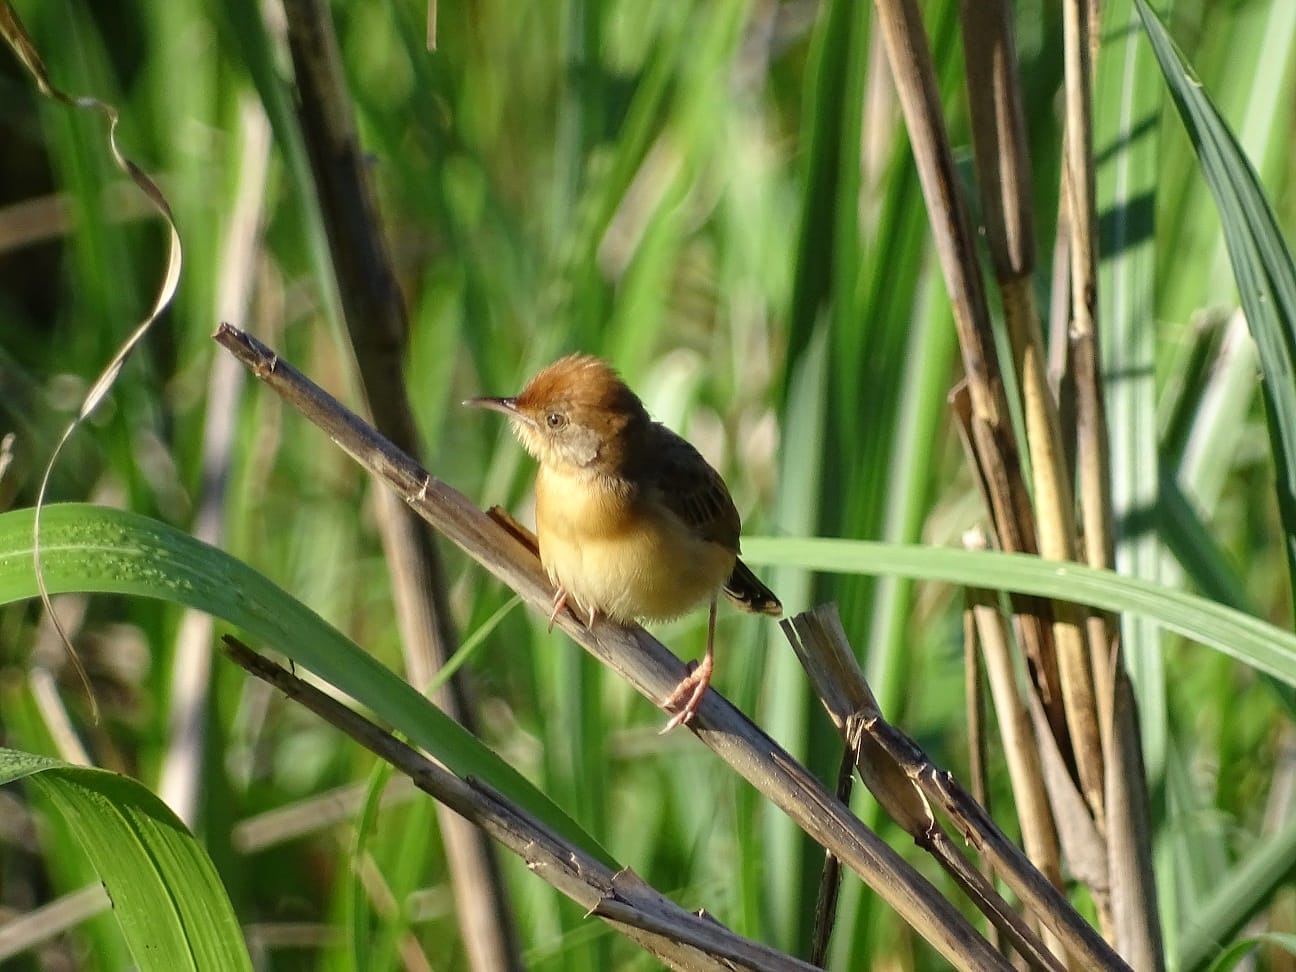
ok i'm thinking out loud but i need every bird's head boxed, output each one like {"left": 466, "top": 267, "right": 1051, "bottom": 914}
{"left": 466, "top": 354, "right": 649, "bottom": 473}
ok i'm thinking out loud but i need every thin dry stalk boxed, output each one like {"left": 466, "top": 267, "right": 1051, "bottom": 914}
{"left": 0, "top": 884, "right": 110, "bottom": 962}
{"left": 214, "top": 323, "right": 1014, "bottom": 971}
{"left": 782, "top": 604, "right": 1130, "bottom": 972}
{"left": 961, "top": 602, "right": 1004, "bottom": 956}
{"left": 965, "top": 584, "right": 1063, "bottom": 896}
{"left": 959, "top": 0, "right": 1105, "bottom": 828}
{"left": 159, "top": 95, "right": 269, "bottom": 827}
{"left": 948, "top": 385, "right": 1070, "bottom": 754}
{"left": 957, "top": 0, "right": 1033, "bottom": 275}
{"left": 809, "top": 752, "right": 853, "bottom": 967}
{"left": 232, "top": 777, "right": 417, "bottom": 854}
{"left": 1047, "top": 187, "right": 1077, "bottom": 451}
{"left": 870, "top": 0, "right": 1068, "bottom": 752}
{"left": 1062, "top": 2, "right": 1163, "bottom": 964}
{"left": 279, "top": 0, "right": 518, "bottom": 966}
{"left": 967, "top": 585, "right": 1070, "bottom": 967}
{"left": 1104, "top": 669, "right": 1164, "bottom": 970}
{"left": 222, "top": 637, "right": 814, "bottom": 972}
{"left": 963, "top": 605, "right": 989, "bottom": 813}
{"left": 1063, "top": 0, "right": 1114, "bottom": 579}
{"left": 278, "top": 0, "right": 455, "bottom": 710}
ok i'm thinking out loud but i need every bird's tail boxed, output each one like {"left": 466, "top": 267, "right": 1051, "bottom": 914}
{"left": 724, "top": 558, "right": 782, "bottom": 616}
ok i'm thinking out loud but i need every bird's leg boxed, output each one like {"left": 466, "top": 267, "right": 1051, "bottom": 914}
{"left": 660, "top": 594, "right": 718, "bottom": 732}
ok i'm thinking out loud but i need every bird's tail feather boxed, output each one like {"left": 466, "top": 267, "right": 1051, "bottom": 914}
{"left": 724, "top": 558, "right": 782, "bottom": 616}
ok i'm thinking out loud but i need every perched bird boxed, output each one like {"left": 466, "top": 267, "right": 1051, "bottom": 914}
{"left": 467, "top": 354, "right": 781, "bottom": 730}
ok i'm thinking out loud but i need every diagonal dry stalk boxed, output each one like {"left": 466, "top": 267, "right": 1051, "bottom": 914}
{"left": 868, "top": 0, "right": 1077, "bottom": 775}
{"left": 214, "top": 322, "right": 1015, "bottom": 970}
{"left": 221, "top": 635, "right": 815, "bottom": 972}
{"left": 873, "top": 0, "right": 1163, "bottom": 966}
{"left": 958, "top": 0, "right": 1106, "bottom": 836}
{"left": 783, "top": 604, "right": 1129, "bottom": 972}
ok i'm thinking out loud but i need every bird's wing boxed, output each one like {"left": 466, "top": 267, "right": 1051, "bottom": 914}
{"left": 644, "top": 424, "right": 741, "bottom": 552}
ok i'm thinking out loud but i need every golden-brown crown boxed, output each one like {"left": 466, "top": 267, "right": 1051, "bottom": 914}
{"left": 515, "top": 354, "right": 645, "bottom": 418}
{"left": 485, "top": 354, "right": 649, "bottom": 472}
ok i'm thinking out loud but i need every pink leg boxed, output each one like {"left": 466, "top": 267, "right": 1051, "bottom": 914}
{"left": 660, "top": 595, "right": 717, "bottom": 732}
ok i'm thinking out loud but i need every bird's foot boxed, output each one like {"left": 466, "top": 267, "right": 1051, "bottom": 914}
{"left": 659, "top": 654, "right": 714, "bottom": 733}
{"left": 547, "top": 588, "right": 568, "bottom": 631}
{"left": 547, "top": 587, "right": 596, "bottom": 631}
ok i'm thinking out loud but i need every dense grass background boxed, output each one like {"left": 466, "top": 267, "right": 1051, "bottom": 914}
{"left": 1, "top": 0, "right": 1295, "bottom": 968}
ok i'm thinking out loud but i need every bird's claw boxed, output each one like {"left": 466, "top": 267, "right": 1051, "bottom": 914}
{"left": 547, "top": 588, "right": 568, "bottom": 632}
{"left": 547, "top": 587, "right": 597, "bottom": 631}
{"left": 659, "top": 658, "right": 712, "bottom": 733}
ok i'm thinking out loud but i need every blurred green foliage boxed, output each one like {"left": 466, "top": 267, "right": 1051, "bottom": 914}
{"left": 1, "top": 0, "right": 1295, "bottom": 968}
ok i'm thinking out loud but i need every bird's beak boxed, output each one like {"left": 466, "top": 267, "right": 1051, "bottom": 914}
{"left": 464, "top": 395, "right": 518, "bottom": 415}
{"left": 463, "top": 396, "right": 537, "bottom": 427}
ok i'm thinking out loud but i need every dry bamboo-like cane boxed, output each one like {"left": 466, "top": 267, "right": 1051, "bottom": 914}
{"left": 966, "top": 584, "right": 1070, "bottom": 966}
{"left": 871, "top": 0, "right": 1069, "bottom": 765}
{"left": 959, "top": 0, "right": 1105, "bottom": 829}
{"left": 222, "top": 636, "right": 815, "bottom": 972}
{"left": 961, "top": 551, "right": 1063, "bottom": 899}
{"left": 1062, "top": 2, "right": 1164, "bottom": 965}
{"left": 782, "top": 605, "right": 1130, "bottom": 972}
{"left": 213, "top": 323, "right": 1014, "bottom": 971}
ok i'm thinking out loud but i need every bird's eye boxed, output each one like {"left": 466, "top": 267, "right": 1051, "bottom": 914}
{"left": 545, "top": 412, "right": 567, "bottom": 430}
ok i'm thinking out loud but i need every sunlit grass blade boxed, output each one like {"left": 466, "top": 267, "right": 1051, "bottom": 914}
{"left": 1096, "top": 0, "right": 1166, "bottom": 774}
{"left": 0, "top": 503, "right": 612, "bottom": 868}
{"left": 742, "top": 535, "right": 1296, "bottom": 685}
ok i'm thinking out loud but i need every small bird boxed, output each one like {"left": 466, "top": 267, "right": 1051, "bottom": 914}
{"left": 467, "top": 353, "right": 781, "bottom": 730}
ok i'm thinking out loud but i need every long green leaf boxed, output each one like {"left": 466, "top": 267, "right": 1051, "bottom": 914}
{"left": 0, "top": 749, "right": 252, "bottom": 971}
{"left": 1096, "top": 0, "right": 1167, "bottom": 774}
{"left": 1134, "top": 0, "right": 1296, "bottom": 625}
{"left": 0, "top": 503, "right": 612, "bottom": 868}
{"left": 742, "top": 535, "right": 1296, "bottom": 685}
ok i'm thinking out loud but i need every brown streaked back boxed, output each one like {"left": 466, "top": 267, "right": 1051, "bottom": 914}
{"left": 640, "top": 422, "right": 741, "bottom": 552}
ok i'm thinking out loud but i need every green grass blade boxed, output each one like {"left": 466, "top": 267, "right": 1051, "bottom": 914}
{"left": 1096, "top": 0, "right": 1167, "bottom": 776}
{"left": 0, "top": 749, "right": 252, "bottom": 972}
{"left": 0, "top": 503, "right": 613, "bottom": 869}
{"left": 1202, "top": 933, "right": 1296, "bottom": 972}
{"left": 1179, "top": 819, "right": 1296, "bottom": 971}
{"left": 1134, "top": 0, "right": 1296, "bottom": 623}
{"left": 742, "top": 535, "right": 1296, "bottom": 685}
